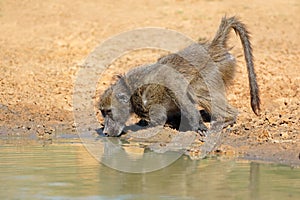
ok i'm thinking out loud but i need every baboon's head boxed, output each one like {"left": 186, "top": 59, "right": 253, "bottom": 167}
{"left": 98, "top": 78, "right": 131, "bottom": 137}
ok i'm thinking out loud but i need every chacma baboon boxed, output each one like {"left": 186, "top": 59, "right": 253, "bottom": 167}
{"left": 98, "top": 16, "right": 260, "bottom": 136}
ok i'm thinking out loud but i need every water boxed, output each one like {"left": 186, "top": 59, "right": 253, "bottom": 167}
{"left": 0, "top": 136, "right": 299, "bottom": 200}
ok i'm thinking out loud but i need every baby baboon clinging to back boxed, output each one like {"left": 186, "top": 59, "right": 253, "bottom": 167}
{"left": 98, "top": 16, "right": 260, "bottom": 137}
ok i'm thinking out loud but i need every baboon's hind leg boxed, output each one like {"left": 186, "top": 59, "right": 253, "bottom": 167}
{"left": 209, "top": 103, "right": 237, "bottom": 133}
{"left": 195, "top": 90, "right": 237, "bottom": 135}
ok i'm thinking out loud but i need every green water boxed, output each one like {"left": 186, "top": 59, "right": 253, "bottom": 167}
{"left": 0, "top": 137, "right": 299, "bottom": 200}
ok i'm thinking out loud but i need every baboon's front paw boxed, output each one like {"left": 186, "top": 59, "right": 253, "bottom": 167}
{"left": 197, "top": 129, "right": 208, "bottom": 137}
{"left": 197, "top": 124, "right": 208, "bottom": 136}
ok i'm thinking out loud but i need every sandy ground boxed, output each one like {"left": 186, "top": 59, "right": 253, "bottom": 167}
{"left": 0, "top": 0, "right": 299, "bottom": 166}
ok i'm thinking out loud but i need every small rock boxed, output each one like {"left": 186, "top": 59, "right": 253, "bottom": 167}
{"left": 279, "top": 132, "right": 289, "bottom": 139}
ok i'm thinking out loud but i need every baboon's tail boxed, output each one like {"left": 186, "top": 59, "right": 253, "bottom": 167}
{"left": 210, "top": 16, "right": 260, "bottom": 115}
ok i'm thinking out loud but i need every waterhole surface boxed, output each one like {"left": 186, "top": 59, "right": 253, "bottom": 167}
{"left": 0, "top": 135, "right": 299, "bottom": 200}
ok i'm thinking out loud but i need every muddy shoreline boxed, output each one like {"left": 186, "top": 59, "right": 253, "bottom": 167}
{"left": 1, "top": 105, "right": 299, "bottom": 167}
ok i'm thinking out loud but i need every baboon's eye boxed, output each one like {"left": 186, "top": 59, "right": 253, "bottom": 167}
{"left": 101, "top": 109, "right": 112, "bottom": 117}
{"left": 100, "top": 110, "right": 106, "bottom": 117}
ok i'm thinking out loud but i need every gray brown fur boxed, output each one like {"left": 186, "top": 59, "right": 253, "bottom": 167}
{"left": 98, "top": 16, "right": 260, "bottom": 136}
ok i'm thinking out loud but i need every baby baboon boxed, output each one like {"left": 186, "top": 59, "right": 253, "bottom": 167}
{"left": 98, "top": 16, "right": 260, "bottom": 137}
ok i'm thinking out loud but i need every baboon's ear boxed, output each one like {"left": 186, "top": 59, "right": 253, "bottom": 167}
{"left": 114, "top": 74, "right": 123, "bottom": 79}
{"left": 116, "top": 93, "right": 130, "bottom": 103}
